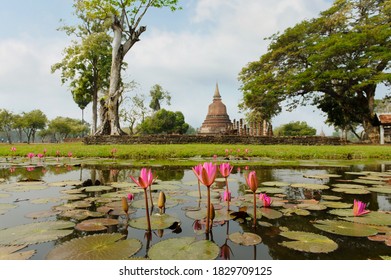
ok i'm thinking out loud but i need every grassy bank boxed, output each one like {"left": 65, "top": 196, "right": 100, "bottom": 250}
{"left": 0, "top": 142, "right": 390, "bottom": 161}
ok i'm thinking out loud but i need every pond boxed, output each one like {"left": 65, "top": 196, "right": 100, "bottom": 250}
{"left": 0, "top": 157, "right": 390, "bottom": 260}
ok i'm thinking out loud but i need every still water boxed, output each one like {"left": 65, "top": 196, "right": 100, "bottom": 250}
{"left": 0, "top": 160, "right": 390, "bottom": 260}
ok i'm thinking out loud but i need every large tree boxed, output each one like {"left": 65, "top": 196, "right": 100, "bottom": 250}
{"left": 52, "top": 1, "right": 112, "bottom": 134}
{"left": 138, "top": 109, "right": 189, "bottom": 134}
{"left": 0, "top": 109, "right": 15, "bottom": 144}
{"left": 20, "top": 110, "right": 48, "bottom": 144}
{"left": 149, "top": 84, "right": 171, "bottom": 112}
{"left": 239, "top": 0, "right": 391, "bottom": 142}
{"left": 82, "top": 0, "right": 181, "bottom": 135}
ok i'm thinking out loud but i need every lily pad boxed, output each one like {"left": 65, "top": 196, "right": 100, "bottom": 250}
{"left": 328, "top": 209, "right": 355, "bottom": 217}
{"left": 331, "top": 188, "right": 370, "bottom": 195}
{"left": 352, "top": 179, "right": 385, "bottom": 185}
{"left": 279, "top": 231, "right": 338, "bottom": 253}
{"left": 332, "top": 183, "right": 366, "bottom": 189}
{"left": 313, "top": 219, "right": 378, "bottom": 237}
{"left": 131, "top": 198, "right": 178, "bottom": 209}
{"left": 82, "top": 186, "right": 113, "bottom": 192}
{"left": 290, "top": 183, "right": 329, "bottom": 190}
{"left": 25, "top": 209, "right": 61, "bottom": 219}
{"left": 129, "top": 213, "right": 180, "bottom": 230}
{"left": 75, "top": 218, "right": 119, "bottom": 232}
{"left": 247, "top": 207, "right": 283, "bottom": 220}
{"left": 229, "top": 232, "right": 262, "bottom": 246}
{"left": 261, "top": 181, "right": 290, "bottom": 187}
{"left": 0, "top": 193, "right": 11, "bottom": 198}
{"left": 342, "top": 211, "right": 391, "bottom": 226}
{"left": 0, "top": 203, "right": 17, "bottom": 215}
{"left": 368, "top": 186, "right": 391, "bottom": 194}
{"left": 60, "top": 209, "right": 104, "bottom": 220}
{"left": 46, "top": 233, "right": 141, "bottom": 260}
{"left": 30, "top": 197, "right": 62, "bottom": 204}
{"left": 320, "top": 201, "right": 352, "bottom": 209}
{"left": 5, "top": 182, "right": 48, "bottom": 192}
{"left": 321, "top": 195, "right": 342, "bottom": 201}
{"left": 258, "top": 187, "right": 285, "bottom": 194}
{"left": 0, "top": 220, "right": 75, "bottom": 245}
{"left": 281, "top": 208, "right": 311, "bottom": 216}
{"left": 148, "top": 237, "right": 219, "bottom": 260}
{"left": 0, "top": 245, "right": 35, "bottom": 260}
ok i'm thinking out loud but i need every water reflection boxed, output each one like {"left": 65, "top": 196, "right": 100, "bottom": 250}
{"left": 0, "top": 162, "right": 390, "bottom": 260}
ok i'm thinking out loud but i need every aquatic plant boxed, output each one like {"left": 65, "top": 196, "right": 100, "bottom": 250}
{"left": 353, "top": 199, "right": 370, "bottom": 216}
{"left": 259, "top": 193, "right": 272, "bottom": 207}
{"left": 192, "top": 163, "right": 203, "bottom": 199}
{"left": 245, "top": 170, "right": 259, "bottom": 227}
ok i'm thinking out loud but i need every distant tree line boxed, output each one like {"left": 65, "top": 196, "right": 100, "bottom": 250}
{"left": 0, "top": 109, "right": 89, "bottom": 144}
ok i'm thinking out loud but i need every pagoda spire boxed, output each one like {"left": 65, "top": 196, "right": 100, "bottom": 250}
{"left": 213, "top": 83, "right": 221, "bottom": 100}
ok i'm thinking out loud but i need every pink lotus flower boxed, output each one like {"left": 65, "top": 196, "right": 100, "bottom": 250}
{"left": 27, "top": 153, "right": 35, "bottom": 159}
{"left": 37, "top": 153, "right": 44, "bottom": 159}
{"left": 245, "top": 171, "right": 258, "bottom": 193}
{"left": 194, "top": 162, "right": 217, "bottom": 188}
{"left": 26, "top": 166, "right": 35, "bottom": 172}
{"left": 11, "top": 147, "right": 16, "bottom": 152}
{"left": 259, "top": 193, "right": 272, "bottom": 207}
{"left": 127, "top": 193, "right": 135, "bottom": 201}
{"left": 222, "top": 190, "right": 231, "bottom": 202}
{"left": 68, "top": 152, "right": 73, "bottom": 158}
{"left": 219, "top": 162, "right": 234, "bottom": 178}
{"left": 130, "top": 168, "right": 154, "bottom": 189}
{"left": 192, "top": 163, "right": 203, "bottom": 178}
{"left": 43, "top": 148, "right": 47, "bottom": 155}
{"left": 353, "top": 199, "right": 370, "bottom": 216}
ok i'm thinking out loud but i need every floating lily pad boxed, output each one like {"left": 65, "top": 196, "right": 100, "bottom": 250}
{"left": 48, "top": 180, "right": 82, "bottom": 187}
{"left": 321, "top": 195, "right": 342, "bottom": 201}
{"left": 0, "top": 245, "right": 35, "bottom": 260}
{"left": 131, "top": 198, "right": 178, "bottom": 209}
{"left": 258, "top": 187, "right": 285, "bottom": 194}
{"left": 368, "top": 186, "right": 391, "bottom": 194}
{"left": 297, "top": 203, "right": 327, "bottom": 211}
{"left": 60, "top": 209, "right": 104, "bottom": 220}
{"left": 187, "top": 190, "right": 220, "bottom": 199}
{"left": 320, "top": 201, "right": 352, "bottom": 209}
{"left": 342, "top": 211, "right": 391, "bottom": 226}
{"left": 25, "top": 209, "right": 60, "bottom": 219}
{"left": 83, "top": 186, "right": 113, "bottom": 192}
{"left": 59, "top": 194, "right": 87, "bottom": 201}
{"left": 153, "top": 183, "right": 181, "bottom": 191}
{"left": 75, "top": 218, "right": 119, "bottom": 232}
{"left": 290, "top": 183, "right": 329, "bottom": 190}
{"left": 247, "top": 207, "right": 283, "bottom": 220}
{"left": 304, "top": 174, "right": 341, "bottom": 179}
{"left": 313, "top": 219, "right": 378, "bottom": 237}
{"left": 30, "top": 197, "right": 62, "bottom": 204}
{"left": 0, "top": 193, "right": 11, "bottom": 198}
{"left": 281, "top": 208, "right": 311, "bottom": 216}
{"left": 0, "top": 220, "right": 75, "bottom": 245}
{"left": 46, "top": 233, "right": 141, "bottom": 260}
{"left": 279, "top": 231, "right": 338, "bottom": 253}
{"left": 0, "top": 203, "right": 17, "bottom": 215}
{"left": 261, "top": 181, "right": 290, "bottom": 187}
{"left": 331, "top": 188, "right": 370, "bottom": 195}
{"left": 5, "top": 183, "right": 48, "bottom": 192}
{"left": 332, "top": 183, "right": 366, "bottom": 189}
{"left": 328, "top": 209, "right": 355, "bottom": 217}
{"left": 229, "top": 232, "right": 262, "bottom": 246}
{"left": 148, "top": 237, "right": 219, "bottom": 260}
{"left": 352, "top": 179, "right": 385, "bottom": 185}
{"left": 129, "top": 214, "right": 180, "bottom": 230}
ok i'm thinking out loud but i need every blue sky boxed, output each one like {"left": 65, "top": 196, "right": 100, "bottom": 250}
{"left": 0, "top": 0, "right": 345, "bottom": 135}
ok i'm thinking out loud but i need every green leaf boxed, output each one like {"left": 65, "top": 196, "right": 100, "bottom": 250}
{"left": 342, "top": 211, "right": 391, "bottom": 226}
{"left": 46, "top": 233, "right": 141, "bottom": 260}
{"left": 279, "top": 231, "right": 338, "bottom": 253}
{"left": 0, "top": 221, "right": 75, "bottom": 245}
{"left": 229, "top": 232, "right": 262, "bottom": 246}
{"left": 128, "top": 213, "right": 180, "bottom": 230}
{"left": 148, "top": 237, "right": 219, "bottom": 260}
{"left": 0, "top": 245, "right": 35, "bottom": 260}
{"left": 290, "top": 183, "right": 329, "bottom": 190}
{"left": 313, "top": 219, "right": 378, "bottom": 237}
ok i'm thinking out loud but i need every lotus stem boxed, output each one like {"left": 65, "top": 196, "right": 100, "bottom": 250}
{"left": 206, "top": 186, "right": 211, "bottom": 233}
{"left": 143, "top": 188, "right": 151, "bottom": 233}
{"left": 225, "top": 177, "right": 230, "bottom": 211}
{"left": 253, "top": 191, "right": 257, "bottom": 228}
{"left": 197, "top": 179, "right": 201, "bottom": 199}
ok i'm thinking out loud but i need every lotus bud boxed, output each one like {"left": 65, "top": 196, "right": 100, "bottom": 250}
{"left": 121, "top": 197, "right": 129, "bottom": 214}
{"left": 158, "top": 191, "right": 166, "bottom": 214}
{"left": 157, "top": 229, "right": 164, "bottom": 238}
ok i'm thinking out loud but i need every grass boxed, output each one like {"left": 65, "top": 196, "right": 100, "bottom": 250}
{"left": 1, "top": 142, "right": 391, "bottom": 164}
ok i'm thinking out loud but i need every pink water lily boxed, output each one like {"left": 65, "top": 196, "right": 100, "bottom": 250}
{"left": 27, "top": 152, "right": 35, "bottom": 159}
{"left": 127, "top": 193, "right": 135, "bottom": 202}
{"left": 11, "top": 147, "right": 16, "bottom": 152}
{"left": 192, "top": 163, "right": 203, "bottom": 199}
{"left": 219, "top": 163, "right": 233, "bottom": 178}
{"left": 259, "top": 193, "right": 272, "bottom": 207}
{"left": 130, "top": 168, "right": 154, "bottom": 189}
{"left": 222, "top": 190, "right": 231, "bottom": 202}
{"left": 194, "top": 162, "right": 217, "bottom": 188}
{"left": 353, "top": 199, "right": 370, "bottom": 216}
{"left": 193, "top": 162, "right": 217, "bottom": 234}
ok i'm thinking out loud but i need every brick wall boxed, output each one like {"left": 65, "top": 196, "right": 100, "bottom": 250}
{"left": 83, "top": 135, "right": 344, "bottom": 145}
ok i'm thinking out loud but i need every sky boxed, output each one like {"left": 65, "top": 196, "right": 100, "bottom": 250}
{"left": 0, "top": 0, "right": 348, "bottom": 136}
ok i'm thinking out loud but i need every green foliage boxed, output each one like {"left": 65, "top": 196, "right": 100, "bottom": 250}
{"left": 45, "top": 117, "right": 89, "bottom": 142}
{"left": 20, "top": 110, "right": 48, "bottom": 144}
{"left": 149, "top": 84, "right": 171, "bottom": 112}
{"left": 138, "top": 109, "right": 189, "bottom": 135}
{"left": 274, "top": 121, "right": 316, "bottom": 136}
{"left": 0, "top": 109, "right": 15, "bottom": 144}
{"left": 239, "top": 0, "right": 391, "bottom": 140}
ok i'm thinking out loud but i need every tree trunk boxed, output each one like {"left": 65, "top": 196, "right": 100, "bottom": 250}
{"left": 362, "top": 86, "right": 379, "bottom": 143}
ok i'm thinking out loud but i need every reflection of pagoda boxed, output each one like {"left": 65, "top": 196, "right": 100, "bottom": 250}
{"left": 198, "top": 83, "right": 232, "bottom": 135}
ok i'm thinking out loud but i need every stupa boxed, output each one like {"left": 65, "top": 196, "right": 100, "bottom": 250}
{"left": 198, "top": 83, "right": 232, "bottom": 135}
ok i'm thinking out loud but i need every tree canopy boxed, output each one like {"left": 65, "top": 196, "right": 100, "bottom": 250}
{"left": 138, "top": 109, "right": 189, "bottom": 134}
{"left": 274, "top": 121, "right": 317, "bottom": 137}
{"left": 239, "top": 0, "right": 391, "bottom": 142}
